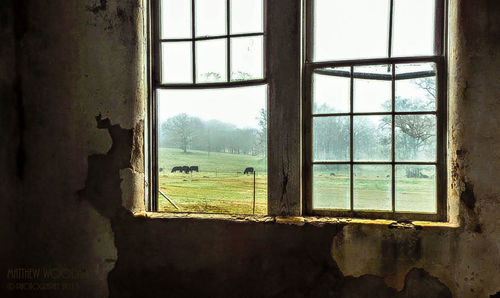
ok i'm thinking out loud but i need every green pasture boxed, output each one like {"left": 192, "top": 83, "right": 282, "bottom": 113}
{"left": 158, "top": 148, "right": 267, "bottom": 215}
{"left": 158, "top": 148, "right": 437, "bottom": 215}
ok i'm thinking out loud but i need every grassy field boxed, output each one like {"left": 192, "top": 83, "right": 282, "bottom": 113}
{"left": 158, "top": 148, "right": 436, "bottom": 215}
{"left": 159, "top": 148, "right": 267, "bottom": 215}
{"left": 313, "top": 165, "right": 436, "bottom": 213}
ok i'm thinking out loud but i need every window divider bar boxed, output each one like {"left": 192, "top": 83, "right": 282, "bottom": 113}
{"left": 388, "top": 0, "right": 394, "bottom": 58}
{"left": 159, "top": 32, "right": 264, "bottom": 43}
{"left": 155, "top": 79, "right": 267, "bottom": 89}
{"left": 312, "top": 111, "right": 437, "bottom": 117}
{"left": 391, "top": 63, "right": 396, "bottom": 214}
{"left": 191, "top": 0, "right": 196, "bottom": 84}
{"left": 313, "top": 161, "right": 438, "bottom": 165}
{"left": 349, "top": 66, "right": 354, "bottom": 212}
{"left": 308, "top": 56, "right": 441, "bottom": 69}
{"left": 226, "top": 0, "right": 231, "bottom": 82}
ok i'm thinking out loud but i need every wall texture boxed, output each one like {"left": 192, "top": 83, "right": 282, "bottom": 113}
{"left": 1, "top": 0, "right": 499, "bottom": 297}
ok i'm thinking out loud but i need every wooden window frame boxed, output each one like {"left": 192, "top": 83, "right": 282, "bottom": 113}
{"left": 302, "top": 0, "right": 448, "bottom": 221}
{"left": 147, "top": 0, "right": 303, "bottom": 215}
{"left": 147, "top": 0, "right": 447, "bottom": 221}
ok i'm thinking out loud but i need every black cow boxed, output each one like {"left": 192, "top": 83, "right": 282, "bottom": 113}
{"left": 189, "top": 166, "right": 199, "bottom": 172}
{"left": 171, "top": 166, "right": 190, "bottom": 173}
{"left": 330, "top": 173, "right": 335, "bottom": 176}
{"left": 244, "top": 167, "right": 254, "bottom": 174}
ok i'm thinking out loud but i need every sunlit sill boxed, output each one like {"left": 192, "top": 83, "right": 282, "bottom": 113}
{"left": 133, "top": 211, "right": 459, "bottom": 229}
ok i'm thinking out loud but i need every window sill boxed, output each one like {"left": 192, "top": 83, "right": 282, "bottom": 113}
{"left": 134, "top": 212, "right": 459, "bottom": 229}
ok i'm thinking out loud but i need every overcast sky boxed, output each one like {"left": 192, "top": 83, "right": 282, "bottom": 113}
{"left": 158, "top": 0, "right": 436, "bottom": 129}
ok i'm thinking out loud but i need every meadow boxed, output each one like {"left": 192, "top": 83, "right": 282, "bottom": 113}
{"left": 158, "top": 148, "right": 436, "bottom": 215}
{"left": 158, "top": 148, "right": 268, "bottom": 215}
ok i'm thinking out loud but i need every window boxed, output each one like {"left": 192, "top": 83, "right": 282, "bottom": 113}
{"left": 149, "top": 0, "right": 269, "bottom": 215}
{"left": 148, "top": 0, "right": 447, "bottom": 221}
{"left": 303, "top": 0, "right": 447, "bottom": 220}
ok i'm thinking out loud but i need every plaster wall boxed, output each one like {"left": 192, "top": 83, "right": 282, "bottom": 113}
{"left": 1, "top": 0, "right": 499, "bottom": 297}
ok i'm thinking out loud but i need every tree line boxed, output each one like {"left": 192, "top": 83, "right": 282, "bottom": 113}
{"left": 159, "top": 109, "right": 267, "bottom": 156}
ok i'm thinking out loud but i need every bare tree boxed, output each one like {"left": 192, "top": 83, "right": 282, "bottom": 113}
{"left": 256, "top": 108, "right": 267, "bottom": 157}
{"left": 162, "top": 113, "right": 196, "bottom": 153}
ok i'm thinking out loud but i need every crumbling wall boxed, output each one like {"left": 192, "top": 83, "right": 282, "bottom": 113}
{"left": 1, "top": 0, "right": 499, "bottom": 297}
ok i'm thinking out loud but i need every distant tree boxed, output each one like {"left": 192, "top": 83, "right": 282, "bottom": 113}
{"left": 231, "top": 71, "right": 254, "bottom": 81}
{"left": 162, "top": 113, "right": 197, "bottom": 153}
{"left": 256, "top": 108, "right": 267, "bottom": 157}
{"left": 201, "top": 72, "right": 222, "bottom": 82}
{"left": 381, "top": 77, "right": 436, "bottom": 177}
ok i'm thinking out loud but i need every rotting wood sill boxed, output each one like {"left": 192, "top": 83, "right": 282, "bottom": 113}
{"left": 134, "top": 212, "right": 459, "bottom": 229}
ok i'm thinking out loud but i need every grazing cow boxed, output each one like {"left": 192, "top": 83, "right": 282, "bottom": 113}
{"left": 181, "top": 166, "right": 190, "bottom": 174}
{"left": 189, "top": 166, "right": 199, "bottom": 172}
{"left": 244, "top": 167, "right": 254, "bottom": 174}
{"left": 171, "top": 166, "right": 182, "bottom": 173}
{"left": 330, "top": 173, "right": 335, "bottom": 176}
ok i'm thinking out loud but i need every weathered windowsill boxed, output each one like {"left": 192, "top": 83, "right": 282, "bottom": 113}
{"left": 134, "top": 212, "right": 459, "bottom": 229}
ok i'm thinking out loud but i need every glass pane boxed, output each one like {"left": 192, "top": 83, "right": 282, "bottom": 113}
{"left": 353, "top": 165, "right": 391, "bottom": 211}
{"left": 353, "top": 116, "right": 391, "bottom": 161}
{"left": 353, "top": 65, "right": 392, "bottom": 113}
{"left": 231, "top": 0, "right": 263, "bottom": 34}
{"left": 157, "top": 86, "right": 268, "bottom": 215}
{"left": 395, "top": 115, "right": 436, "bottom": 162}
{"left": 196, "top": 0, "right": 226, "bottom": 37}
{"left": 396, "top": 63, "right": 436, "bottom": 112}
{"left": 313, "top": 116, "right": 350, "bottom": 161}
{"left": 161, "top": 0, "right": 191, "bottom": 39}
{"left": 230, "top": 36, "right": 264, "bottom": 81}
{"left": 396, "top": 165, "right": 436, "bottom": 213}
{"left": 196, "top": 39, "right": 227, "bottom": 83}
{"left": 161, "top": 42, "right": 192, "bottom": 84}
{"left": 313, "top": 165, "right": 350, "bottom": 210}
{"left": 313, "top": 67, "right": 350, "bottom": 114}
{"left": 314, "top": 0, "right": 390, "bottom": 61}
{"left": 392, "top": 0, "right": 435, "bottom": 57}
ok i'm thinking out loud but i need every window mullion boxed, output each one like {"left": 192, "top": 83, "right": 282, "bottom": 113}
{"left": 388, "top": 0, "right": 394, "bottom": 58}
{"left": 391, "top": 63, "right": 396, "bottom": 214}
{"left": 191, "top": 0, "right": 196, "bottom": 84}
{"left": 267, "top": 0, "right": 302, "bottom": 216}
{"left": 226, "top": 0, "right": 231, "bottom": 82}
{"left": 349, "top": 66, "right": 354, "bottom": 212}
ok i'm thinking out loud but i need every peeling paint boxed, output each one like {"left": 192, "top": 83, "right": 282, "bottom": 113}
{"left": 87, "top": 0, "right": 107, "bottom": 14}
{"left": 460, "top": 182, "right": 476, "bottom": 210}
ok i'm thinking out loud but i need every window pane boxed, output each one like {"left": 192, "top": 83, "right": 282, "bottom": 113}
{"left": 353, "top": 165, "right": 391, "bottom": 211}
{"left": 195, "top": 0, "right": 226, "bottom": 37}
{"left": 161, "top": 42, "right": 192, "bottom": 84}
{"left": 157, "top": 86, "right": 268, "bottom": 215}
{"left": 353, "top": 116, "right": 391, "bottom": 161}
{"left": 230, "top": 36, "right": 264, "bottom": 81}
{"left": 353, "top": 65, "right": 392, "bottom": 113}
{"left": 314, "top": 0, "right": 390, "bottom": 61}
{"left": 392, "top": 0, "right": 435, "bottom": 57}
{"left": 313, "top": 116, "right": 350, "bottom": 161}
{"left": 313, "top": 67, "right": 350, "bottom": 114}
{"left": 396, "top": 165, "right": 436, "bottom": 213}
{"left": 161, "top": 0, "right": 191, "bottom": 39}
{"left": 230, "top": 0, "right": 263, "bottom": 34}
{"left": 395, "top": 114, "right": 436, "bottom": 162}
{"left": 395, "top": 63, "right": 436, "bottom": 112}
{"left": 313, "top": 165, "right": 350, "bottom": 210}
{"left": 196, "top": 39, "right": 227, "bottom": 83}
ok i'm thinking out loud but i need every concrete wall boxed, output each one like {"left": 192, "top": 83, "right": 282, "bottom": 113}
{"left": 1, "top": 0, "right": 499, "bottom": 297}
